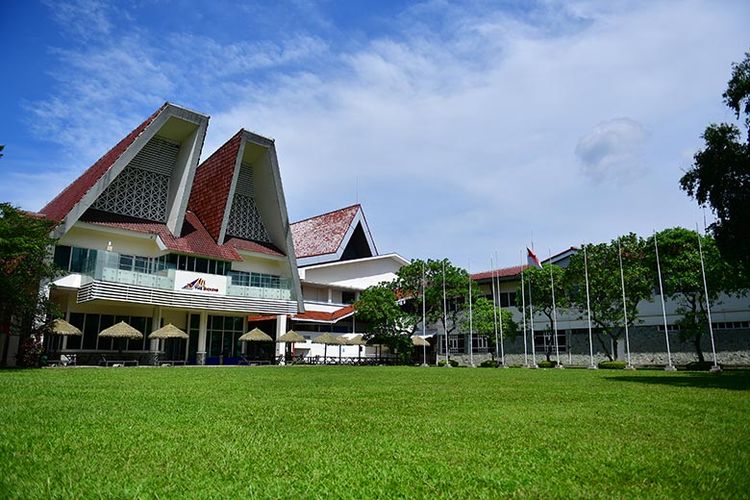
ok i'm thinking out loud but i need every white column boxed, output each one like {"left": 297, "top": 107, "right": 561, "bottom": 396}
{"left": 275, "top": 315, "right": 287, "bottom": 359}
{"left": 150, "top": 306, "right": 162, "bottom": 353}
{"left": 327, "top": 288, "right": 333, "bottom": 304}
{"left": 197, "top": 311, "right": 208, "bottom": 365}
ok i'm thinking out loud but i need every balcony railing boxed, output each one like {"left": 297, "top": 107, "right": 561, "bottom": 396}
{"left": 79, "top": 250, "right": 294, "bottom": 301}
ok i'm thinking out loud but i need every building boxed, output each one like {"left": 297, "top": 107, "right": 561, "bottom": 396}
{"left": 39, "top": 103, "right": 303, "bottom": 365}
{"left": 464, "top": 248, "right": 750, "bottom": 367}
{"left": 248, "top": 204, "right": 409, "bottom": 361}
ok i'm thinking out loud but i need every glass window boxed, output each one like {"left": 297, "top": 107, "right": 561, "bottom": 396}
{"left": 196, "top": 258, "right": 208, "bottom": 273}
{"left": 53, "top": 246, "right": 72, "bottom": 270}
{"left": 127, "top": 317, "right": 147, "bottom": 351}
{"left": 177, "top": 255, "right": 187, "bottom": 271}
{"left": 211, "top": 316, "right": 223, "bottom": 330}
{"left": 70, "top": 247, "right": 90, "bottom": 273}
{"left": 134, "top": 256, "right": 150, "bottom": 274}
{"left": 119, "top": 254, "right": 134, "bottom": 271}
{"left": 342, "top": 291, "right": 356, "bottom": 304}
{"left": 187, "top": 256, "right": 195, "bottom": 272}
{"left": 82, "top": 314, "right": 99, "bottom": 350}
{"left": 208, "top": 260, "right": 216, "bottom": 275}
{"left": 209, "top": 331, "right": 222, "bottom": 357}
{"left": 97, "top": 315, "right": 115, "bottom": 350}
{"left": 67, "top": 313, "right": 84, "bottom": 349}
{"left": 166, "top": 254, "right": 178, "bottom": 270}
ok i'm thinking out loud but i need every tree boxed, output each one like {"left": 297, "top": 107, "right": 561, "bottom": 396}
{"left": 461, "top": 297, "right": 517, "bottom": 356}
{"left": 354, "top": 284, "right": 414, "bottom": 359}
{"left": 647, "top": 228, "right": 737, "bottom": 363}
{"left": 680, "top": 50, "right": 750, "bottom": 274}
{"left": 392, "top": 258, "right": 474, "bottom": 341}
{"left": 566, "top": 235, "right": 653, "bottom": 361}
{"left": 0, "top": 203, "right": 60, "bottom": 366}
{"left": 516, "top": 264, "right": 567, "bottom": 362}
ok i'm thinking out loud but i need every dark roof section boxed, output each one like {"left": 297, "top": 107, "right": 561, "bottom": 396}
{"left": 224, "top": 237, "right": 284, "bottom": 257}
{"left": 40, "top": 103, "right": 168, "bottom": 222}
{"left": 188, "top": 130, "right": 243, "bottom": 242}
{"left": 290, "top": 204, "right": 361, "bottom": 258}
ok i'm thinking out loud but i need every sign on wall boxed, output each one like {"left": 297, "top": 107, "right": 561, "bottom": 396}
{"left": 174, "top": 270, "right": 228, "bottom": 295}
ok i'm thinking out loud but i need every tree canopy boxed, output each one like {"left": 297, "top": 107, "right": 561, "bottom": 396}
{"left": 516, "top": 263, "right": 567, "bottom": 362}
{"left": 680, "top": 50, "right": 750, "bottom": 274}
{"left": 566, "top": 234, "right": 653, "bottom": 361}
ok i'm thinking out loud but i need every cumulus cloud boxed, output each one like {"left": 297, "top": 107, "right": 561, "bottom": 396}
{"left": 575, "top": 118, "right": 647, "bottom": 183}
{"left": 11, "top": 0, "right": 750, "bottom": 267}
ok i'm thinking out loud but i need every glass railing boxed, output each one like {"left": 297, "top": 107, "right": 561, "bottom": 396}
{"left": 79, "top": 250, "right": 294, "bottom": 300}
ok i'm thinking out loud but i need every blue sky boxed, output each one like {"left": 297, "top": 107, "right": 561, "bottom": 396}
{"left": 1, "top": 0, "right": 749, "bottom": 270}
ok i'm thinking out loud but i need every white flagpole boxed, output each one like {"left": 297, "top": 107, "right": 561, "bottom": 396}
{"left": 618, "top": 239, "right": 635, "bottom": 370}
{"left": 491, "top": 256, "right": 499, "bottom": 364}
{"left": 443, "top": 260, "right": 450, "bottom": 367}
{"left": 654, "top": 231, "right": 676, "bottom": 371}
{"left": 549, "top": 249, "right": 562, "bottom": 368}
{"left": 421, "top": 261, "right": 427, "bottom": 367}
{"left": 495, "top": 251, "right": 506, "bottom": 368}
{"left": 584, "top": 244, "right": 596, "bottom": 369}
{"left": 528, "top": 269, "right": 538, "bottom": 368}
{"left": 696, "top": 225, "right": 721, "bottom": 373}
{"left": 468, "top": 260, "right": 475, "bottom": 367}
{"left": 520, "top": 251, "right": 529, "bottom": 367}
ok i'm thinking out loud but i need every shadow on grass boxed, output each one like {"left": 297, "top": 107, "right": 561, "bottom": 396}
{"left": 606, "top": 370, "right": 750, "bottom": 391}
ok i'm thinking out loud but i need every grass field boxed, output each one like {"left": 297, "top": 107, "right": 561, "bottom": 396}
{"left": 1, "top": 367, "right": 749, "bottom": 499}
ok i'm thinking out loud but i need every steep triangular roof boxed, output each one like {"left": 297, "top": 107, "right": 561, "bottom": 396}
{"left": 39, "top": 102, "right": 209, "bottom": 238}
{"left": 291, "top": 204, "right": 377, "bottom": 266}
{"left": 41, "top": 103, "right": 168, "bottom": 223}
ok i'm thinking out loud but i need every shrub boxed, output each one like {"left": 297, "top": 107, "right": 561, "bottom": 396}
{"left": 438, "top": 359, "right": 459, "bottom": 367}
{"left": 479, "top": 359, "right": 496, "bottom": 368}
{"left": 598, "top": 360, "right": 627, "bottom": 370}
{"left": 16, "top": 335, "right": 44, "bottom": 368}
{"left": 537, "top": 360, "right": 558, "bottom": 368}
{"left": 686, "top": 361, "right": 716, "bottom": 371}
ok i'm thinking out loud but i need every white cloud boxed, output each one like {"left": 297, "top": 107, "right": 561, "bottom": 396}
{"left": 12, "top": 0, "right": 750, "bottom": 268}
{"left": 575, "top": 118, "right": 647, "bottom": 183}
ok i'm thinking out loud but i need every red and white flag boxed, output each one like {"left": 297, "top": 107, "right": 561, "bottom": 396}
{"left": 527, "top": 248, "right": 543, "bottom": 269}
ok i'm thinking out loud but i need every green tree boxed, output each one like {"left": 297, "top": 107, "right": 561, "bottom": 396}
{"left": 566, "top": 235, "right": 653, "bottom": 361}
{"left": 647, "top": 228, "right": 737, "bottom": 363}
{"left": 354, "top": 284, "right": 414, "bottom": 359}
{"left": 393, "top": 258, "right": 474, "bottom": 341}
{"left": 680, "top": 50, "right": 750, "bottom": 273}
{"left": 0, "top": 203, "right": 60, "bottom": 366}
{"left": 461, "top": 297, "right": 517, "bottom": 356}
{"left": 516, "top": 264, "right": 567, "bottom": 362}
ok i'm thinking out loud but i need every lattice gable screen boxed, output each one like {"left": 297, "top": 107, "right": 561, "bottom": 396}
{"left": 226, "top": 162, "right": 271, "bottom": 242}
{"left": 92, "top": 136, "right": 179, "bottom": 222}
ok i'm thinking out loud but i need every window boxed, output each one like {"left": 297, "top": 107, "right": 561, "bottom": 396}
{"left": 119, "top": 254, "right": 134, "bottom": 271}
{"left": 533, "top": 332, "right": 567, "bottom": 353}
{"left": 134, "top": 256, "right": 150, "bottom": 274}
{"left": 70, "top": 247, "right": 96, "bottom": 273}
{"left": 206, "top": 315, "right": 245, "bottom": 357}
{"left": 342, "top": 291, "right": 356, "bottom": 304}
{"left": 53, "top": 245, "right": 72, "bottom": 270}
{"left": 499, "top": 292, "right": 516, "bottom": 308}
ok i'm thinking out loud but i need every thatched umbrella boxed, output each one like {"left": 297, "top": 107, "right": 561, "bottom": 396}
{"left": 313, "top": 332, "right": 341, "bottom": 362}
{"left": 411, "top": 336, "right": 430, "bottom": 347}
{"left": 99, "top": 321, "right": 143, "bottom": 352}
{"left": 239, "top": 327, "right": 273, "bottom": 342}
{"left": 347, "top": 334, "right": 367, "bottom": 361}
{"left": 277, "top": 330, "right": 306, "bottom": 359}
{"left": 148, "top": 324, "right": 189, "bottom": 361}
{"left": 52, "top": 319, "right": 82, "bottom": 336}
{"left": 148, "top": 324, "right": 189, "bottom": 340}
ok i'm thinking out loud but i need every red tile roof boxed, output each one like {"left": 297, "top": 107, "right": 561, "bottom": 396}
{"left": 79, "top": 209, "right": 242, "bottom": 261}
{"left": 188, "top": 131, "right": 243, "bottom": 241}
{"left": 225, "top": 237, "right": 284, "bottom": 257}
{"left": 248, "top": 305, "right": 355, "bottom": 324}
{"left": 471, "top": 265, "right": 528, "bottom": 281}
{"left": 290, "top": 204, "right": 360, "bottom": 258}
{"left": 40, "top": 103, "right": 167, "bottom": 222}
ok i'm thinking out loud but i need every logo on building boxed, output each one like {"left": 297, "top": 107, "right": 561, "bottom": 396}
{"left": 182, "top": 278, "right": 219, "bottom": 292}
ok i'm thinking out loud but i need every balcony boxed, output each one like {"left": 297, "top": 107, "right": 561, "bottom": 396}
{"left": 76, "top": 250, "right": 296, "bottom": 314}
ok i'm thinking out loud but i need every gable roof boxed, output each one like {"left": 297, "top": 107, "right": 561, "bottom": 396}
{"left": 291, "top": 204, "right": 377, "bottom": 266}
{"left": 40, "top": 103, "right": 168, "bottom": 223}
{"left": 247, "top": 304, "right": 355, "bottom": 324}
{"left": 187, "top": 131, "right": 243, "bottom": 242}
{"left": 471, "top": 264, "right": 528, "bottom": 282}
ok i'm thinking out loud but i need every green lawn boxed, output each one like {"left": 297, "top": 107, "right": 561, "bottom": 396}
{"left": 1, "top": 367, "right": 749, "bottom": 499}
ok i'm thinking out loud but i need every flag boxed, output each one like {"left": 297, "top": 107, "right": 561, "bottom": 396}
{"left": 527, "top": 248, "right": 543, "bottom": 269}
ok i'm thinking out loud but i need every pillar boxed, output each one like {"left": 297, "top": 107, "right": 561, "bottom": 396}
{"left": 150, "top": 307, "right": 162, "bottom": 352}
{"left": 275, "top": 314, "right": 287, "bottom": 359}
{"left": 197, "top": 311, "right": 208, "bottom": 365}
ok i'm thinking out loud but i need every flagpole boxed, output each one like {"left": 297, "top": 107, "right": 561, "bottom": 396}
{"left": 421, "top": 261, "right": 427, "bottom": 367}
{"left": 468, "top": 260, "right": 475, "bottom": 367}
{"left": 696, "top": 225, "right": 721, "bottom": 373}
{"left": 654, "top": 231, "right": 676, "bottom": 371}
{"left": 618, "top": 239, "right": 635, "bottom": 370}
{"left": 520, "top": 251, "right": 529, "bottom": 367}
{"left": 584, "top": 244, "right": 596, "bottom": 369}
{"left": 549, "top": 249, "right": 562, "bottom": 368}
{"left": 495, "top": 251, "right": 506, "bottom": 368}
{"left": 442, "top": 260, "right": 450, "bottom": 367}
{"left": 490, "top": 256, "right": 499, "bottom": 366}
{"left": 528, "top": 268, "right": 538, "bottom": 368}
